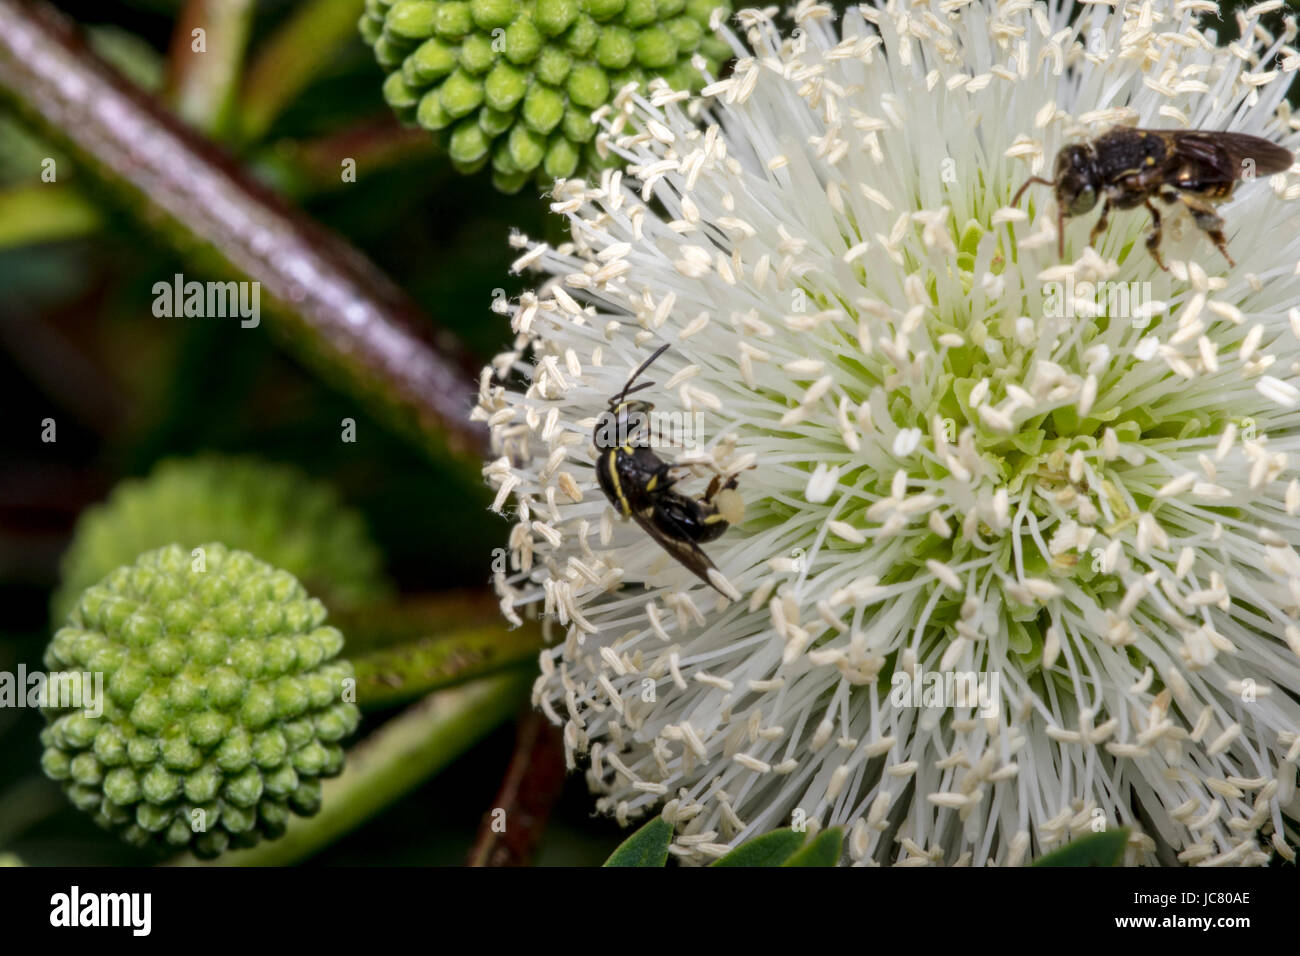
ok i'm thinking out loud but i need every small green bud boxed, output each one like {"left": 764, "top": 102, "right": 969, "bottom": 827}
{"left": 544, "top": 135, "right": 582, "bottom": 179}
{"left": 385, "top": 0, "right": 439, "bottom": 39}
{"left": 535, "top": 46, "right": 573, "bottom": 85}
{"left": 417, "top": 89, "right": 454, "bottom": 130}
{"left": 470, "top": 0, "right": 519, "bottom": 29}
{"left": 596, "top": 26, "right": 636, "bottom": 69}
{"left": 567, "top": 62, "right": 610, "bottom": 109}
{"left": 504, "top": 17, "right": 543, "bottom": 63}
{"left": 508, "top": 122, "right": 548, "bottom": 171}
{"left": 434, "top": 1, "right": 474, "bottom": 37}
{"left": 522, "top": 83, "right": 566, "bottom": 134}
{"left": 584, "top": 0, "right": 626, "bottom": 22}
{"left": 620, "top": 0, "right": 658, "bottom": 27}
{"left": 635, "top": 26, "right": 677, "bottom": 67}
{"left": 565, "top": 14, "right": 600, "bottom": 55}
{"left": 440, "top": 69, "right": 486, "bottom": 117}
{"left": 484, "top": 61, "right": 529, "bottom": 111}
{"left": 459, "top": 31, "right": 497, "bottom": 73}
{"left": 536, "top": 0, "right": 579, "bottom": 35}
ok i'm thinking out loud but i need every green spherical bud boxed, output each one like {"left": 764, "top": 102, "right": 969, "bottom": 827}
{"left": 470, "top": 0, "right": 519, "bottom": 29}
{"left": 536, "top": 0, "right": 579, "bottom": 35}
{"left": 522, "top": 83, "right": 566, "bottom": 134}
{"left": 596, "top": 26, "right": 635, "bottom": 69}
{"left": 52, "top": 456, "right": 388, "bottom": 623}
{"left": 567, "top": 62, "right": 610, "bottom": 109}
{"left": 584, "top": 0, "right": 626, "bottom": 22}
{"left": 41, "top": 545, "right": 359, "bottom": 858}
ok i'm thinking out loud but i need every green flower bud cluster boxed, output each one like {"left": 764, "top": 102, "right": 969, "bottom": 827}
{"left": 360, "top": 0, "right": 733, "bottom": 190}
{"left": 41, "top": 544, "right": 361, "bottom": 858}
{"left": 52, "top": 455, "right": 389, "bottom": 624}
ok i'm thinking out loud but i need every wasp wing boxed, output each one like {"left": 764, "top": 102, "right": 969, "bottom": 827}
{"left": 1163, "top": 130, "right": 1294, "bottom": 178}
{"left": 626, "top": 506, "right": 727, "bottom": 595}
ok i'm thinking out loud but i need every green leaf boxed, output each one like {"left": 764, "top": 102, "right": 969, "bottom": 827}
{"left": 1032, "top": 828, "right": 1129, "bottom": 867}
{"left": 782, "top": 827, "right": 844, "bottom": 867}
{"left": 710, "top": 828, "right": 808, "bottom": 867}
{"left": 603, "top": 817, "right": 672, "bottom": 867}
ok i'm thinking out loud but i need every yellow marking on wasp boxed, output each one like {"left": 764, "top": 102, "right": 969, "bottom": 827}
{"left": 621, "top": 445, "right": 634, "bottom": 454}
{"left": 646, "top": 474, "right": 658, "bottom": 492}
{"left": 604, "top": 450, "right": 631, "bottom": 515}
{"left": 704, "top": 513, "right": 726, "bottom": 524}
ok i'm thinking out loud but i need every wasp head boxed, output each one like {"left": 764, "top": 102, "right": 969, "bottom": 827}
{"left": 593, "top": 399, "right": 654, "bottom": 450}
{"left": 1053, "top": 144, "right": 1101, "bottom": 217}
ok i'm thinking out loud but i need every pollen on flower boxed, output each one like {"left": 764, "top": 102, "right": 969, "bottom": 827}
{"left": 480, "top": 0, "right": 1300, "bottom": 865}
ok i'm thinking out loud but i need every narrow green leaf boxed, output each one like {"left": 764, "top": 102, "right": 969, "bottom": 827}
{"left": 711, "top": 828, "right": 808, "bottom": 867}
{"left": 604, "top": 817, "right": 673, "bottom": 867}
{"left": 1032, "top": 828, "right": 1130, "bottom": 867}
{"left": 782, "top": 827, "right": 844, "bottom": 867}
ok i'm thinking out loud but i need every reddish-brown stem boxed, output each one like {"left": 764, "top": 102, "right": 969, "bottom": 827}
{"left": 466, "top": 710, "right": 567, "bottom": 867}
{"left": 0, "top": 0, "right": 486, "bottom": 460}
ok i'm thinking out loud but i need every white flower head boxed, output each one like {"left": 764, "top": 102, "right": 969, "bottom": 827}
{"left": 476, "top": 0, "right": 1300, "bottom": 865}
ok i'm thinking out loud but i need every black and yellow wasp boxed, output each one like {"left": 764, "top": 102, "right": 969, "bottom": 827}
{"left": 592, "top": 344, "right": 744, "bottom": 595}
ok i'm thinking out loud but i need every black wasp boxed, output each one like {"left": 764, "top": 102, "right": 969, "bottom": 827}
{"left": 593, "top": 344, "right": 744, "bottom": 596}
{"left": 1012, "top": 127, "right": 1293, "bottom": 270}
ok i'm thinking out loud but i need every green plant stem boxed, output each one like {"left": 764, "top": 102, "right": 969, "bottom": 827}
{"left": 0, "top": 0, "right": 486, "bottom": 461}
{"left": 352, "top": 620, "right": 543, "bottom": 709}
{"left": 174, "top": 670, "right": 533, "bottom": 866}
{"left": 238, "top": 0, "right": 367, "bottom": 144}
{"left": 165, "top": 0, "right": 255, "bottom": 137}
{"left": 0, "top": 183, "right": 100, "bottom": 247}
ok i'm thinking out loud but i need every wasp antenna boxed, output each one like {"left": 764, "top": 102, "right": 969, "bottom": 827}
{"left": 1011, "top": 176, "right": 1054, "bottom": 207}
{"left": 1057, "top": 205, "right": 1066, "bottom": 259}
{"left": 617, "top": 343, "right": 671, "bottom": 404}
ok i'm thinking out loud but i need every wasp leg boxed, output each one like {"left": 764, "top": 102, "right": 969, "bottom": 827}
{"left": 1088, "top": 197, "right": 1113, "bottom": 251}
{"left": 1143, "top": 197, "right": 1167, "bottom": 272}
{"left": 1177, "top": 193, "right": 1234, "bottom": 268}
